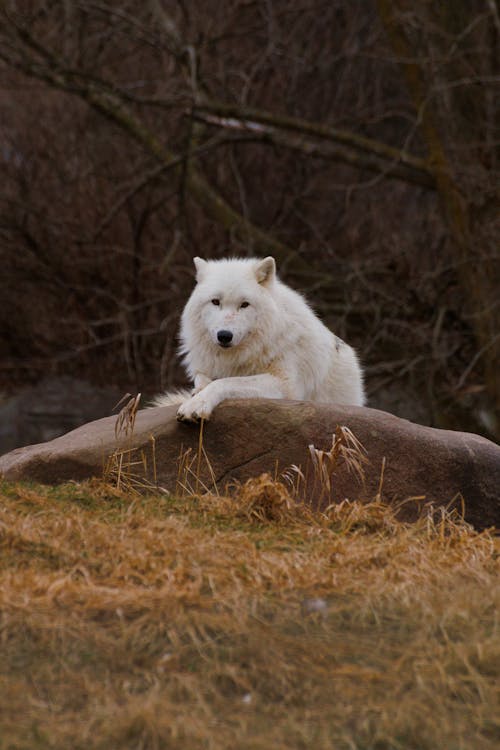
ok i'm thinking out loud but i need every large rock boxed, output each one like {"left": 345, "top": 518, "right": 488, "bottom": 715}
{"left": 0, "top": 400, "right": 498, "bottom": 529}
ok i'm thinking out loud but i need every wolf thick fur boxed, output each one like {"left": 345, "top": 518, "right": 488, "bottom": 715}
{"left": 153, "top": 256, "right": 365, "bottom": 421}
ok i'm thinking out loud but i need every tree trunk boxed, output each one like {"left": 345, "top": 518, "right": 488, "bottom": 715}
{"left": 376, "top": 0, "right": 500, "bottom": 432}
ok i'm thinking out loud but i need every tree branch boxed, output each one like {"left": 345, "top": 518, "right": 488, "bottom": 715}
{"left": 0, "top": 18, "right": 308, "bottom": 272}
{"left": 195, "top": 101, "right": 434, "bottom": 179}
{"left": 191, "top": 110, "right": 436, "bottom": 189}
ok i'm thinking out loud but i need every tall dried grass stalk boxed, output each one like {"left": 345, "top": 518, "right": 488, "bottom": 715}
{"left": 114, "top": 392, "right": 142, "bottom": 438}
{"left": 104, "top": 436, "right": 158, "bottom": 495}
{"left": 175, "top": 422, "right": 219, "bottom": 499}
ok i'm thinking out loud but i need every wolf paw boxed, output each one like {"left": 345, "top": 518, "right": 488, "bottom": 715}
{"left": 176, "top": 392, "right": 214, "bottom": 423}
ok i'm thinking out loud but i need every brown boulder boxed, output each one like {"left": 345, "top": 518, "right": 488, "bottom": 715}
{"left": 0, "top": 400, "right": 498, "bottom": 529}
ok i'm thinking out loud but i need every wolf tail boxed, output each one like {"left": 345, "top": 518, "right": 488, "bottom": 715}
{"left": 149, "top": 388, "right": 192, "bottom": 408}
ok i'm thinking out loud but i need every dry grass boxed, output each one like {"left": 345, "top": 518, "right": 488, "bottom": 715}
{"left": 0, "top": 477, "right": 498, "bottom": 750}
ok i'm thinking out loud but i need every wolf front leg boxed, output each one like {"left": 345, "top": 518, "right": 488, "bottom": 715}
{"left": 192, "top": 372, "right": 212, "bottom": 394}
{"left": 176, "top": 374, "right": 288, "bottom": 423}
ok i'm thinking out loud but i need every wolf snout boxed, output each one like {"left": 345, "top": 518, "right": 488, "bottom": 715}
{"left": 217, "top": 329, "right": 233, "bottom": 347}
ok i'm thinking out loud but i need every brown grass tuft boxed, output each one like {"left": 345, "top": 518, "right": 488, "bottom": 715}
{"left": 231, "top": 473, "right": 312, "bottom": 523}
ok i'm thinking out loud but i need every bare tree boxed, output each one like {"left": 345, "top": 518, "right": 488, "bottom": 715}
{"left": 0, "top": 1, "right": 498, "bottom": 437}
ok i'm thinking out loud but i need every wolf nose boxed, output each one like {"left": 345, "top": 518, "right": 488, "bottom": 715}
{"left": 217, "top": 330, "right": 233, "bottom": 346}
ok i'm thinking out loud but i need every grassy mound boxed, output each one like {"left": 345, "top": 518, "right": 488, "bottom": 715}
{"left": 0, "top": 478, "right": 498, "bottom": 749}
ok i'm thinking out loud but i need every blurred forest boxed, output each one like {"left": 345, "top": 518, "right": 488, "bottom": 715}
{"left": 0, "top": 0, "right": 499, "bottom": 440}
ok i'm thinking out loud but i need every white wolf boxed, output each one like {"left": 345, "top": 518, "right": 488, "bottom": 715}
{"left": 153, "top": 256, "right": 365, "bottom": 422}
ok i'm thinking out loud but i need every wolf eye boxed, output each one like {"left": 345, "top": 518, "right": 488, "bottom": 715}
{"left": 240, "top": 301, "right": 250, "bottom": 309}
{"left": 211, "top": 299, "right": 220, "bottom": 306}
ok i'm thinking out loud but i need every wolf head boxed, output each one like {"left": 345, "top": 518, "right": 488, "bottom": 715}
{"left": 179, "top": 256, "right": 281, "bottom": 376}
{"left": 187, "top": 256, "right": 276, "bottom": 348}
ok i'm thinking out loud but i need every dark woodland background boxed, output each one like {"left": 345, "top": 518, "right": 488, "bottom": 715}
{"left": 0, "top": 0, "right": 499, "bottom": 442}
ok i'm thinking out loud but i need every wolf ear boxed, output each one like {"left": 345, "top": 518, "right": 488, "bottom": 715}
{"left": 254, "top": 256, "right": 276, "bottom": 285}
{"left": 193, "top": 257, "right": 208, "bottom": 282}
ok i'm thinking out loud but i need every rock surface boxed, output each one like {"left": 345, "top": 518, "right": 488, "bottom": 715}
{"left": 0, "top": 376, "right": 123, "bottom": 455}
{"left": 0, "top": 400, "right": 498, "bottom": 529}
